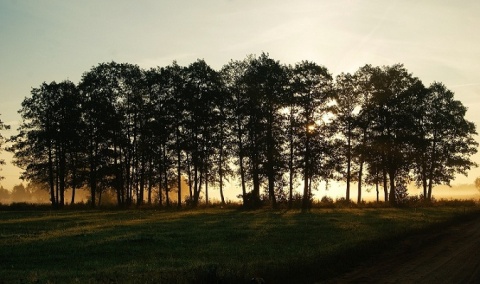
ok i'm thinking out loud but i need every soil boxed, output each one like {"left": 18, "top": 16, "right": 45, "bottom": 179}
{"left": 321, "top": 213, "right": 480, "bottom": 283}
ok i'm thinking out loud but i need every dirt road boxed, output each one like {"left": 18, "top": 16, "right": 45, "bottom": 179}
{"left": 323, "top": 214, "right": 480, "bottom": 283}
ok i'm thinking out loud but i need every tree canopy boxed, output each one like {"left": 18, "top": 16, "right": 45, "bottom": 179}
{"left": 8, "top": 54, "right": 478, "bottom": 208}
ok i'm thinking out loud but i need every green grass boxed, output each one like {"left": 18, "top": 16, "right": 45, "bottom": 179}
{"left": 0, "top": 206, "right": 478, "bottom": 283}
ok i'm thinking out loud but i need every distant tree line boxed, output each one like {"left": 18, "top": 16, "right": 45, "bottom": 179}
{"left": 0, "top": 183, "right": 51, "bottom": 204}
{"left": 7, "top": 53, "right": 478, "bottom": 209}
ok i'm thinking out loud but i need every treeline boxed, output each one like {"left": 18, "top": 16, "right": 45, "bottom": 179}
{"left": 0, "top": 184, "right": 53, "bottom": 204}
{"left": 8, "top": 53, "right": 478, "bottom": 209}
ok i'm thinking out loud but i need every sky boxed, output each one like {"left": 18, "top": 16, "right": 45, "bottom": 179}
{"left": 1, "top": 0, "right": 480, "bottom": 200}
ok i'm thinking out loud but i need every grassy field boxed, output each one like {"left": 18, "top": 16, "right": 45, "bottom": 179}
{"left": 0, "top": 205, "right": 479, "bottom": 283}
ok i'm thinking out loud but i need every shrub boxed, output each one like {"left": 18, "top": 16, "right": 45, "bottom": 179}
{"left": 314, "top": 196, "right": 334, "bottom": 208}
{"left": 335, "top": 197, "right": 354, "bottom": 208}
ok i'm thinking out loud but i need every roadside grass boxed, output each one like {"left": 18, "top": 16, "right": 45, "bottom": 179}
{"left": 0, "top": 205, "right": 479, "bottom": 283}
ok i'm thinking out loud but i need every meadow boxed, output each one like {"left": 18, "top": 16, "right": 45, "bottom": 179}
{"left": 0, "top": 204, "right": 479, "bottom": 283}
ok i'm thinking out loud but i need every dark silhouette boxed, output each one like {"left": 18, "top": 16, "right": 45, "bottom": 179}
{"left": 7, "top": 55, "right": 478, "bottom": 208}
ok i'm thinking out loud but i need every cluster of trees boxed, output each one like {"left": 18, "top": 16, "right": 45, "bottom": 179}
{"left": 0, "top": 184, "right": 50, "bottom": 204}
{"left": 7, "top": 53, "right": 478, "bottom": 209}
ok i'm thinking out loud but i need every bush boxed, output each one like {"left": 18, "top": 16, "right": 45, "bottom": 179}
{"left": 317, "top": 196, "right": 334, "bottom": 208}
{"left": 239, "top": 192, "right": 265, "bottom": 209}
{"left": 433, "top": 198, "right": 477, "bottom": 207}
{"left": 335, "top": 197, "right": 354, "bottom": 208}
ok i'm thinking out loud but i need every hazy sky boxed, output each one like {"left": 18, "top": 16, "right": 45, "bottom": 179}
{"left": 1, "top": 0, "right": 480, "bottom": 198}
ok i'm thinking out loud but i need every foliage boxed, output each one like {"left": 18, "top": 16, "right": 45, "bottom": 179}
{"left": 7, "top": 55, "right": 478, "bottom": 209}
{"left": 475, "top": 177, "right": 480, "bottom": 192}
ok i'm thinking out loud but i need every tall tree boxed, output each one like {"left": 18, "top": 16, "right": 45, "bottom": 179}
{"left": 10, "top": 81, "right": 81, "bottom": 207}
{"left": 145, "top": 67, "right": 175, "bottom": 207}
{"left": 366, "top": 64, "right": 425, "bottom": 205}
{"left": 221, "top": 59, "right": 251, "bottom": 206}
{"left": 333, "top": 72, "right": 362, "bottom": 202}
{"left": 352, "top": 65, "right": 381, "bottom": 202}
{"left": 283, "top": 65, "right": 301, "bottom": 208}
{"left": 80, "top": 62, "right": 144, "bottom": 207}
{"left": 241, "top": 53, "right": 289, "bottom": 208}
{"left": 160, "top": 62, "right": 187, "bottom": 208}
{"left": 291, "top": 61, "right": 333, "bottom": 211}
{"left": 413, "top": 82, "right": 478, "bottom": 200}
{"left": 182, "top": 59, "right": 224, "bottom": 206}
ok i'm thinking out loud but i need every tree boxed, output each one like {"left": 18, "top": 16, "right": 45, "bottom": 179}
{"left": 475, "top": 177, "right": 480, "bottom": 192}
{"left": 145, "top": 67, "right": 175, "bottom": 207}
{"left": 221, "top": 58, "right": 251, "bottom": 206}
{"left": 10, "top": 81, "right": 81, "bottom": 207}
{"left": 80, "top": 63, "right": 124, "bottom": 207}
{"left": 291, "top": 61, "right": 333, "bottom": 211}
{"left": 353, "top": 65, "right": 381, "bottom": 202}
{"left": 413, "top": 82, "right": 478, "bottom": 200}
{"left": 11, "top": 184, "right": 30, "bottom": 202}
{"left": 160, "top": 62, "right": 187, "bottom": 208}
{"left": 80, "top": 62, "right": 146, "bottom": 207}
{"left": 0, "top": 186, "right": 10, "bottom": 203}
{"left": 365, "top": 64, "right": 425, "bottom": 205}
{"left": 283, "top": 65, "right": 300, "bottom": 208}
{"left": 0, "top": 116, "right": 10, "bottom": 181}
{"left": 239, "top": 53, "right": 290, "bottom": 208}
{"left": 182, "top": 59, "right": 224, "bottom": 206}
{"left": 332, "top": 72, "right": 362, "bottom": 202}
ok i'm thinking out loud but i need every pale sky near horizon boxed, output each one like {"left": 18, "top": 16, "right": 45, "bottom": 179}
{"left": 1, "top": 0, "right": 480, "bottom": 200}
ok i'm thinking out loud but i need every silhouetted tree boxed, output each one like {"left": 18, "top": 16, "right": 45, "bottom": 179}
{"left": 80, "top": 62, "right": 145, "bottom": 207}
{"left": 243, "top": 53, "right": 290, "bottom": 208}
{"left": 291, "top": 61, "right": 333, "bottom": 211}
{"left": 159, "top": 62, "right": 187, "bottom": 208}
{"left": 413, "top": 82, "right": 478, "bottom": 200}
{"left": 365, "top": 64, "right": 425, "bottom": 205}
{"left": 10, "top": 81, "right": 80, "bottom": 207}
{"left": 0, "top": 186, "right": 10, "bottom": 203}
{"left": 145, "top": 67, "right": 175, "bottom": 207}
{"left": 182, "top": 59, "right": 224, "bottom": 206}
{"left": 8, "top": 55, "right": 478, "bottom": 209}
{"left": 283, "top": 65, "right": 301, "bottom": 208}
{"left": 333, "top": 72, "right": 362, "bottom": 202}
{"left": 221, "top": 59, "right": 251, "bottom": 206}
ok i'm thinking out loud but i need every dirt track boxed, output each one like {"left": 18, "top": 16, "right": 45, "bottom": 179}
{"left": 322, "top": 214, "right": 480, "bottom": 283}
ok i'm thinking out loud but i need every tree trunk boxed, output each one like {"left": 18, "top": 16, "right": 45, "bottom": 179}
{"left": 357, "top": 160, "right": 363, "bottom": 204}
{"left": 266, "top": 112, "right": 277, "bottom": 209}
{"left": 48, "top": 141, "right": 56, "bottom": 207}
{"left": 71, "top": 186, "right": 76, "bottom": 205}
{"left": 389, "top": 170, "right": 396, "bottom": 206}
{"left": 98, "top": 188, "right": 102, "bottom": 207}
{"left": 219, "top": 174, "right": 225, "bottom": 205}
{"left": 176, "top": 127, "right": 182, "bottom": 208}
{"left": 422, "top": 161, "right": 428, "bottom": 199}
{"left": 193, "top": 162, "right": 199, "bottom": 206}
{"left": 205, "top": 170, "right": 209, "bottom": 207}
{"left": 346, "top": 133, "right": 351, "bottom": 202}
{"left": 218, "top": 154, "right": 225, "bottom": 205}
{"left": 427, "top": 142, "right": 437, "bottom": 201}
{"left": 239, "top": 144, "right": 247, "bottom": 205}
{"left": 302, "top": 134, "right": 310, "bottom": 212}
{"left": 383, "top": 167, "right": 388, "bottom": 203}
{"left": 236, "top": 117, "right": 247, "bottom": 205}
{"left": 252, "top": 162, "right": 260, "bottom": 205}
{"left": 163, "top": 145, "right": 169, "bottom": 207}
{"left": 89, "top": 140, "right": 98, "bottom": 208}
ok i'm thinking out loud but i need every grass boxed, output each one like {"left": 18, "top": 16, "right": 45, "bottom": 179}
{"left": 0, "top": 205, "right": 479, "bottom": 283}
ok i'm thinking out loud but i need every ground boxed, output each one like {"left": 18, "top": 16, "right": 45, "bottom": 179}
{"left": 322, "top": 214, "right": 480, "bottom": 283}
